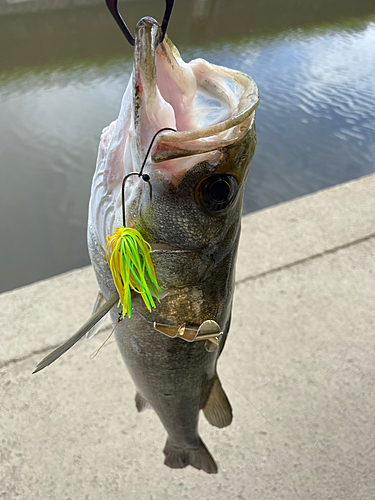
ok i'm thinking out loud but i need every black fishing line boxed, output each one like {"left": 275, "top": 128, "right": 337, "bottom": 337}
{"left": 121, "top": 127, "right": 177, "bottom": 227}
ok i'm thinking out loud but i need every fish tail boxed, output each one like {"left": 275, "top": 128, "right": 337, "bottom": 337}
{"left": 163, "top": 438, "right": 218, "bottom": 474}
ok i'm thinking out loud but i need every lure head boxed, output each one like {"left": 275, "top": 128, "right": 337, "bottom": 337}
{"left": 89, "top": 17, "right": 258, "bottom": 320}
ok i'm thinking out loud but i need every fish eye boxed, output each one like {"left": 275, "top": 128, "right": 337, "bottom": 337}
{"left": 198, "top": 175, "right": 238, "bottom": 212}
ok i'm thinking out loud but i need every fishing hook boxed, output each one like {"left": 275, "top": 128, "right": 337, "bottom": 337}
{"left": 139, "top": 127, "right": 176, "bottom": 177}
{"left": 105, "top": 0, "right": 175, "bottom": 46}
{"left": 121, "top": 127, "right": 176, "bottom": 226}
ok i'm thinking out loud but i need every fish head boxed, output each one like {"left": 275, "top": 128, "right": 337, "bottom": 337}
{"left": 89, "top": 15, "right": 258, "bottom": 299}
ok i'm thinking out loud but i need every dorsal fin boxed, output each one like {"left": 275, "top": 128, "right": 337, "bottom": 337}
{"left": 203, "top": 374, "right": 233, "bottom": 428}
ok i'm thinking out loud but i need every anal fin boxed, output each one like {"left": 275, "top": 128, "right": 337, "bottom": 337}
{"left": 203, "top": 374, "right": 233, "bottom": 428}
{"left": 135, "top": 392, "right": 151, "bottom": 413}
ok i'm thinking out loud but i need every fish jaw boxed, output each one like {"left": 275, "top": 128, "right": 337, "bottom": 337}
{"left": 132, "top": 17, "right": 176, "bottom": 147}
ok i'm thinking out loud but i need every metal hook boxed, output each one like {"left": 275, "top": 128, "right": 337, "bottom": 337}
{"left": 105, "top": 0, "right": 175, "bottom": 46}
{"left": 139, "top": 127, "right": 176, "bottom": 177}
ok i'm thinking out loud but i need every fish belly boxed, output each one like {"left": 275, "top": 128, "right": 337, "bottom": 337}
{"left": 114, "top": 315, "right": 218, "bottom": 473}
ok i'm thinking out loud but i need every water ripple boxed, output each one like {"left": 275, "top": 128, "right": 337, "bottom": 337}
{"left": 1, "top": 15, "right": 375, "bottom": 290}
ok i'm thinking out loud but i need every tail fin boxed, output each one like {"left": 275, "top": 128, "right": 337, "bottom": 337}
{"left": 163, "top": 438, "right": 218, "bottom": 474}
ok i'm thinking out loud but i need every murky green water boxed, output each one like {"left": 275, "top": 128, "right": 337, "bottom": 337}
{"left": 1, "top": 0, "right": 375, "bottom": 292}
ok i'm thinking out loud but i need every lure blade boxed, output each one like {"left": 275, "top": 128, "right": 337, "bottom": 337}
{"left": 106, "top": 227, "right": 161, "bottom": 318}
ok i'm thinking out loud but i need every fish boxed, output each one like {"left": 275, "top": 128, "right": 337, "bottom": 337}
{"left": 87, "top": 16, "right": 259, "bottom": 473}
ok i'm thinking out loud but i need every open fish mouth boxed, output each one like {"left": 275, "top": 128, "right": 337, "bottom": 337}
{"left": 132, "top": 16, "right": 259, "bottom": 165}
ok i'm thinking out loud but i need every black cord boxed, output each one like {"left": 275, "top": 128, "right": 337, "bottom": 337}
{"left": 121, "top": 127, "right": 176, "bottom": 227}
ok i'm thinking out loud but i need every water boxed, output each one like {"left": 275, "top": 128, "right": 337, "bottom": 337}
{"left": 1, "top": 0, "right": 375, "bottom": 292}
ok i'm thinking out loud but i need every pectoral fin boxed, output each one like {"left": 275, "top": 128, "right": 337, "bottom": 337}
{"left": 203, "top": 374, "right": 233, "bottom": 428}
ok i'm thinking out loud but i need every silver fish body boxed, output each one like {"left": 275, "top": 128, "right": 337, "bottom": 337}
{"left": 88, "top": 17, "right": 258, "bottom": 473}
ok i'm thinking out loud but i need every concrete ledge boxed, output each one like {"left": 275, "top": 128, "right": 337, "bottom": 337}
{"left": 1, "top": 174, "right": 375, "bottom": 499}
{"left": 236, "top": 172, "right": 375, "bottom": 282}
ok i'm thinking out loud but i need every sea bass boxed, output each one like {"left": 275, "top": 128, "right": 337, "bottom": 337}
{"left": 87, "top": 17, "right": 259, "bottom": 473}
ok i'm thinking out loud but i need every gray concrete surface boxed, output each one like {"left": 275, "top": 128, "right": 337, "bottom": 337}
{"left": 1, "top": 174, "right": 375, "bottom": 500}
